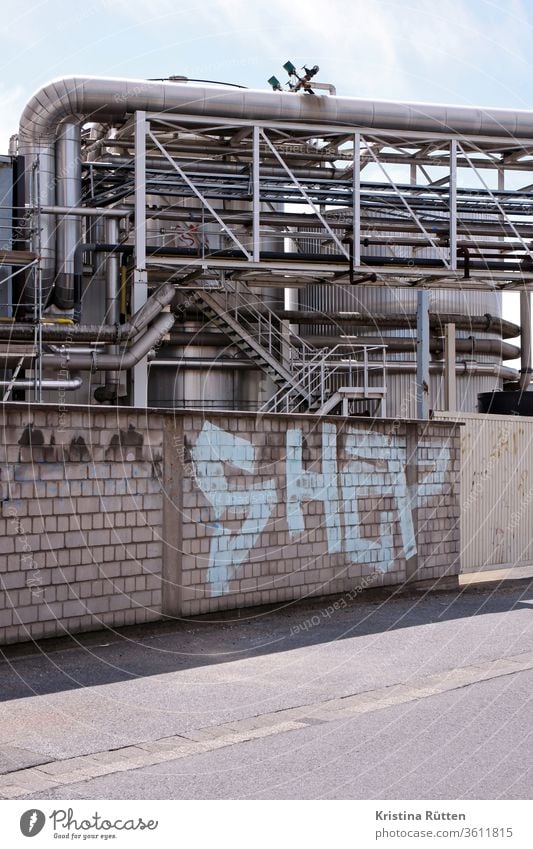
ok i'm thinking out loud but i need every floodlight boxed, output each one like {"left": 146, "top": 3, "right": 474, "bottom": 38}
{"left": 283, "top": 60, "right": 297, "bottom": 75}
{"left": 268, "top": 76, "right": 282, "bottom": 91}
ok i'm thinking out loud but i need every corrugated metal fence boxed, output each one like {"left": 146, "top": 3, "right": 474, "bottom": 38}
{"left": 434, "top": 411, "right": 533, "bottom": 572}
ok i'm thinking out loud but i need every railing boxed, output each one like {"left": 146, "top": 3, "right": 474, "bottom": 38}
{"left": 198, "top": 277, "right": 316, "bottom": 370}
{"left": 195, "top": 278, "right": 387, "bottom": 415}
{"left": 262, "top": 343, "right": 388, "bottom": 413}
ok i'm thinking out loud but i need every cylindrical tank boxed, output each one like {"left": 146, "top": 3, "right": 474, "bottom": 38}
{"left": 478, "top": 390, "right": 533, "bottom": 415}
{"left": 298, "top": 210, "right": 505, "bottom": 417}
{"left": 146, "top": 188, "right": 278, "bottom": 410}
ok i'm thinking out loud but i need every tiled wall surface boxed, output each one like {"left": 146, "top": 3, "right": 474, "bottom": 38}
{"left": 0, "top": 406, "right": 164, "bottom": 644}
{"left": 0, "top": 405, "right": 460, "bottom": 643}
{"left": 174, "top": 413, "right": 461, "bottom": 616}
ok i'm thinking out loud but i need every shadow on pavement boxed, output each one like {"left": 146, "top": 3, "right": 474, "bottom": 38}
{"left": 0, "top": 582, "right": 531, "bottom": 702}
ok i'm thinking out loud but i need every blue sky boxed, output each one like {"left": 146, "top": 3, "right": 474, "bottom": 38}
{"left": 1, "top": 0, "right": 532, "bottom": 332}
{"left": 2, "top": 0, "right": 533, "bottom": 151}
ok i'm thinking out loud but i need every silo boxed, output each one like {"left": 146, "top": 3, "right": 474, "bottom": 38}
{"left": 298, "top": 211, "right": 506, "bottom": 417}
{"left": 146, "top": 189, "right": 277, "bottom": 410}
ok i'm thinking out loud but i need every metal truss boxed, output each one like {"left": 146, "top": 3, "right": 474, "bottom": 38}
{"left": 85, "top": 109, "right": 533, "bottom": 295}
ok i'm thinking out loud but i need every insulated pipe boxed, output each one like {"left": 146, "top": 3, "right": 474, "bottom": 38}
{"left": 0, "top": 377, "right": 82, "bottom": 390}
{"left": 0, "top": 304, "right": 518, "bottom": 343}
{"left": 55, "top": 121, "right": 81, "bottom": 309}
{"left": 43, "top": 312, "right": 175, "bottom": 371}
{"left": 0, "top": 313, "right": 175, "bottom": 370}
{"left": 19, "top": 76, "right": 533, "bottom": 310}
{"left": 277, "top": 311, "right": 520, "bottom": 338}
{"left": 104, "top": 217, "right": 121, "bottom": 397}
{"left": 155, "top": 329, "right": 520, "bottom": 359}
{"left": 148, "top": 358, "right": 254, "bottom": 369}
{"left": 385, "top": 361, "right": 518, "bottom": 381}
{"left": 519, "top": 289, "right": 532, "bottom": 390}
{"left": 299, "top": 335, "right": 520, "bottom": 360}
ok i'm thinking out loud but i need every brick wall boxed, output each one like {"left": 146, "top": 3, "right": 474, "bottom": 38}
{"left": 172, "top": 413, "right": 461, "bottom": 615}
{"left": 0, "top": 405, "right": 460, "bottom": 644}
{"left": 0, "top": 405, "right": 164, "bottom": 644}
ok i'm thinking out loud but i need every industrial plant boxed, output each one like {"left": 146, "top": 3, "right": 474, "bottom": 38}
{"left": 1, "top": 69, "right": 533, "bottom": 648}
{"left": 1, "top": 69, "right": 532, "bottom": 417}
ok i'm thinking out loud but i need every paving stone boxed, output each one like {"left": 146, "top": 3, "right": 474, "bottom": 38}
{"left": 0, "top": 745, "right": 52, "bottom": 774}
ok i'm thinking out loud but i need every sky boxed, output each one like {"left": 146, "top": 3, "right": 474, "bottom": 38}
{"left": 1, "top": 0, "right": 533, "bottom": 335}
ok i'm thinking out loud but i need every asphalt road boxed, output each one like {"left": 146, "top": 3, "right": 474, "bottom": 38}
{"left": 0, "top": 582, "right": 531, "bottom": 799}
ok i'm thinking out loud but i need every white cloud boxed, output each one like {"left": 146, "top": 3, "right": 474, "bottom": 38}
{"left": 0, "top": 83, "right": 25, "bottom": 154}
{"left": 103, "top": 0, "right": 533, "bottom": 104}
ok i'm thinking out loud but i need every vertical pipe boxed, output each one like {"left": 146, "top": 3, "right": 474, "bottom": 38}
{"left": 444, "top": 323, "right": 457, "bottom": 411}
{"left": 519, "top": 289, "right": 532, "bottom": 391}
{"left": 55, "top": 121, "right": 81, "bottom": 310}
{"left": 25, "top": 147, "right": 56, "bottom": 314}
{"left": 104, "top": 217, "right": 120, "bottom": 399}
{"left": 353, "top": 132, "right": 361, "bottom": 267}
{"left": 449, "top": 139, "right": 457, "bottom": 272}
{"left": 133, "top": 110, "right": 148, "bottom": 407}
{"left": 416, "top": 290, "right": 430, "bottom": 419}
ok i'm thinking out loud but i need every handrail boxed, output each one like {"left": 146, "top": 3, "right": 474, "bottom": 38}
{"left": 262, "top": 342, "right": 388, "bottom": 413}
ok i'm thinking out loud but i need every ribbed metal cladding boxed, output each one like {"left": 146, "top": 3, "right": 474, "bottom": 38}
{"left": 299, "top": 209, "right": 505, "bottom": 415}
{"left": 434, "top": 411, "right": 533, "bottom": 572}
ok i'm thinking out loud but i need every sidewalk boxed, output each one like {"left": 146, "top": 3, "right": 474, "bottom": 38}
{"left": 0, "top": 582, "right": 532, "bottom": 798}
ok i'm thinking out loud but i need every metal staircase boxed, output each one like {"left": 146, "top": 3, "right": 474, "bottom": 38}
{"left": 189, "top": 280, "right": 387, "bottom": 415}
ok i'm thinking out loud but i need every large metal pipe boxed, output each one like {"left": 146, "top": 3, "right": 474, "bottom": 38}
{"left": 278, "top": 311, "right": 520, "bottom": 338}
{"left": 55, "top": 121, "right": 81, "bottom": 309}
{"left": 0, "top": 304, "right": 518, "bottom": 345}
{"left": 299, "top": 335, "right": 520, "bottom": 359}
{"left": 48, "top": 312, "right": 175, "bottom": 371}
{"left": 0, "top": 313, "right": 174, "bottom": 371}
{"left": 386, "top": 362, "right": 519, "bottom": 381}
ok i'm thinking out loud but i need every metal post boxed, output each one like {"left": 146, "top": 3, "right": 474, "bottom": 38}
{"left": 252, "top": 125, "right": 260, "bottom": 262}
{"left": 133, "top": 110, "right": 148, "bottom": 408}
{"left": 519, "top": 289, "right": 532, "bottom": 391}
{"left": 353, "top": 132, "right": 361, "bottom": 267}
{"left": 449, "top": 140, "right": 457, "bottom": 271}
{"left": 444, "top": 323, "right": 457, "bottom": 411}
{"left": 416, "top": 290, "right": 430, "bottom": 419}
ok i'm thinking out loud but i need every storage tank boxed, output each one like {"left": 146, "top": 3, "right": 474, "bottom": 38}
{"left": 297, "top": 210, "right": 506, "bottom": 417}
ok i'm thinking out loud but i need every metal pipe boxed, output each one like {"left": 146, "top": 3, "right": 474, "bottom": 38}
{"left": 104, "top": 218, "right": 121, "bottom": 398}
{"left": 519, "top": 289, "right": 532, "bottom": 390}
{"left": 55, "top": 121, "right": 81, "bottom": 309}
{"left": 298, "top": 335, "right": 519, "bottom": 359}
{"left": 0, "top": 377, "right": 82, "bottom": 390}
{"left": 146, "top": 356, "right": 518, "bottom": 380}
{"left": 148, "top": 358, "right": 254, "bottom": 369}
{"left": 386, "top": 361, "right": 518, "bottom": 381}
{"left": 0, "top": 313, "right": 174, "bottom": 371}
{"left": 39, "top": 205, "right": 130, "bottom": 218}
{"left": 48, "top": 313, "right": 175, "bottom": 371}
{"left": 277, "top": 311, "right": 520, "bottom": 338}
{"left": 19, "top": 76, "right": 533, "bottom": 311}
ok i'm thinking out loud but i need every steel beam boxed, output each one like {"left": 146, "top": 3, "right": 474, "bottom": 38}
{"left": 416, "top": 290, "right": 430, "bottom": 419}
{"left": 449, "top": 140, "right": 457, "bottom": 271}
{"left": 133, "top": 110, "right": 148, "bottom": 408}
{"left": 444, "top": 323, "right": 457, "bottom": 411}
{"left": 353, "top": 133, "right": 361, "bottom": 266}
{"left": 252, "top": 126, "right": 260, "bottom": 262}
